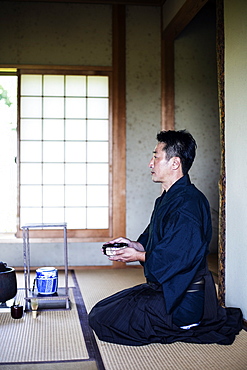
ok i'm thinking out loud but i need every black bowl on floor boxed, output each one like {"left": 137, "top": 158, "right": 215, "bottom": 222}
{"left": 0, "top": 262, "right": 17, "bottom": 304}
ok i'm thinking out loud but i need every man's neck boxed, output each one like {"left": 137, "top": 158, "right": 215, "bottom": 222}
{"left": 162, "top": 174, "right": 184, "bottom": 192}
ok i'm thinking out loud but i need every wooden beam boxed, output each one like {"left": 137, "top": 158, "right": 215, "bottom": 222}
{"left": 7, "top": 0, "right": 164, "bottom": 6}
{"left": 112, "top": 4, "right": 127, "bottom": 268}
{"left": 216, "top": 0, "right": 225, "bottom": 307}
{"left": 163, "top": 0, "right": 209, "bottom": 40}
{"left": 161, "top": 36, "right": 175, "bottom": 130}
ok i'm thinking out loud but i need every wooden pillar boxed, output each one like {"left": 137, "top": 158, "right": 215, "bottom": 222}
{"left": 112, "top": 5, "right": 126, "bottom": 268}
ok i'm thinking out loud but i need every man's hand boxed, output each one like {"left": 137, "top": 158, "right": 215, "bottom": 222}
{"left": 108, "top": 247, "right": 146, "bottom": 263}
{"left": 104, "top": 236, "right": 145, "bottom": 262}
{"left": 106, "top": 236, "right": 145, "bottom": 251}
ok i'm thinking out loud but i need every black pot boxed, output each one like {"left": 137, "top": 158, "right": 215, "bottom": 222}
{"left": 0, "top": 262, "right": 17, "bottom": 303}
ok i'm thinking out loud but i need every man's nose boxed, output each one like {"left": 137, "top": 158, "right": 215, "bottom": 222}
{"left": 149, "top": 158, "right": 154, "bottom": 168}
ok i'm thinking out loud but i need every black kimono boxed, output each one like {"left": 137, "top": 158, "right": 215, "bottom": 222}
{"left": 89, "top": 175, "right": 242, "bottom": 346}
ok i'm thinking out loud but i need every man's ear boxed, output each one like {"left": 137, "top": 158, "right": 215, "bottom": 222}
{"left": 171, "top": 157, "right": 181, "bottom": 170}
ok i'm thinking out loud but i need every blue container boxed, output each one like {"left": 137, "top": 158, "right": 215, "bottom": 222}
{"left": 36, "top": 267, "right": 58, "bottom": 295}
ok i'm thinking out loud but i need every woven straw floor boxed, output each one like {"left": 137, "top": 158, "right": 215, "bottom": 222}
{"left": 0, "top": 288, "right": 88, "bottom": 364}
{"left": 76, "top": 268, "right": 247, "bottom": 370}
{"left": 0, "top": 361, "right": 97, "bottom": 370}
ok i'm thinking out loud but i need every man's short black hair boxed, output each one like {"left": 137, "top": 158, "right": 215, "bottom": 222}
{"left": 156, "top": 130, "right": 197, "bottom": 175}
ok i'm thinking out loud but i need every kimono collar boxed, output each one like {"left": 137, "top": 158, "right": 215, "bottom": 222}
{"left": 164, "top": 174, "right": 191, "bottom": 198}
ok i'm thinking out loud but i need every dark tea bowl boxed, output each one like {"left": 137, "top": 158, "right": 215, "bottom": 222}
{"left": 102, "top": 242, "right": 128, "bottom": 256}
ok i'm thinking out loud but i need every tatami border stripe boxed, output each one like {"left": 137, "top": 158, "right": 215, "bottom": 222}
{"left": 71, "top": 270, "right": 106, "bottom": 370}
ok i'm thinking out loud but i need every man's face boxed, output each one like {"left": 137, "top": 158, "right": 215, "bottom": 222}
{"left": 149, "top": 142, "right": 171, "bottom": 184}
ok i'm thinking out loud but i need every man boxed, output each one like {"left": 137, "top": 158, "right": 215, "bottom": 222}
{"left": 89, "top": 130, "right": 242, "bottom": 346}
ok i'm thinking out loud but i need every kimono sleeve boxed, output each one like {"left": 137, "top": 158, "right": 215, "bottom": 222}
{"left": 137, "top": 224, "right": 150, "bottom": 248}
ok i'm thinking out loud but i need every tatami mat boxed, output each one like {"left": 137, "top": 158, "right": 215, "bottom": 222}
{"left": 0, "top": 361, "right": 98, "bottom": 370}
{"left": 0, "top": 289, "right": 88, "bottom": 364}
{"left": 75, "top": 268, "right": 146, "bottom": 312}
{"left": 76, "top": 268, "right": 247, "bottom": 370}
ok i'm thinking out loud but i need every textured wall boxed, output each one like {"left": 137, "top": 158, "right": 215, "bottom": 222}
{"left": 0, "top": 2, "right": 162, "bottom": 266}
{"left": 174, "top": 4, "right": 220, "bottom": 253}
{"left": 0, "top": 1, "right": 111, "bottom": 66}
{"left": 225, "top": 0, "right": 247, "bottom": 319}
{"left": 126, "top": 6, "right": 161, "bottom": 241}
{"left": 4, "top": 241, "right": 112, "bottom": 267}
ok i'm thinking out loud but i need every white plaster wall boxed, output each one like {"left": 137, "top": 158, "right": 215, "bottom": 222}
{"left": 174, "top": 4, "right": 220, "bottom": 253}
{"left": 126, "top": 6, "right": 161, "bottom": 241}
{"left": 0, "top": 1, "right": 111, "bottom": 66}
{"left": 225, "top": 0, "right": 247, "bottom": 319}
{"left": 2, "top": 242, "right": 111, "bottom": 267}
